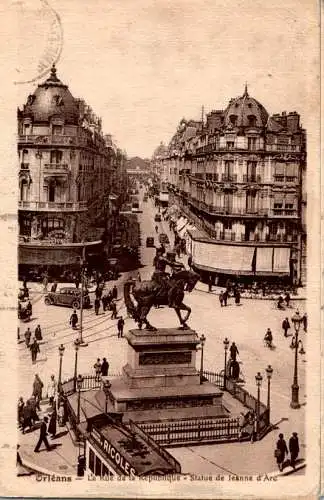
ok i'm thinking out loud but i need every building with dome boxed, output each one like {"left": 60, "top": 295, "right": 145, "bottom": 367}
{"left": 18, "top": 65, "right": 124, "bottom": 276}
{"left": 158, "top": 87, "right": 306, "bottom": 285}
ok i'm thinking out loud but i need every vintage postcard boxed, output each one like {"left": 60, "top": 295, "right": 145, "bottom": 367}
{"left": 0, "top": 0, "right": 321, "bottom": 498}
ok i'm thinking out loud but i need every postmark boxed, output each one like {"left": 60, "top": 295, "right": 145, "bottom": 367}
{"left": 14, "top": 0, "right": 63, "bottom": 85}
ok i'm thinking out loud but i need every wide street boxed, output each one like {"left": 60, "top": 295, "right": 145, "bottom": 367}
{"left": 18, "top": 190, "right": 307, "bottom": 474}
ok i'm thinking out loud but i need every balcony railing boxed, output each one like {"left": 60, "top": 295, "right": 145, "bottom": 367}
{"left": 18, "top": 134, "right": 106, "bottom": 150}
{"left": 44, "top": 163, "right": 69, "bottom": 170}
{"left": 272, "top": 208, "right": 298, "bottom": 217}
{"left": 221, "top": 174, "right": 237, "bottom": 182}
{"left": 266, "top": 144, "right": 301, "bottom": 152}
{"left": 243, "top": 175, "right": 262, "bottom": 183}
{"left": 18, "top": 200, "right": 88, "bottom": 211}
{"left": 274, "top": 176, "right": 297, "bottom": 183}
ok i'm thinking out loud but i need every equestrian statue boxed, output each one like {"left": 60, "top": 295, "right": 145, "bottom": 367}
{"left": 124, "top": 250, "right": 200, "bottom": 331}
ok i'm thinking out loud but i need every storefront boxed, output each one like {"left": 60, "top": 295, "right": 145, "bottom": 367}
{"left": 84, "top": 416, "right": 181, "bottom": 477}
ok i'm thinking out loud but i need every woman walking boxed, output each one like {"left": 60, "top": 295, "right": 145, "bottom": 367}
{"left": 275, "top": 433, "right": 288, "bottom": 472}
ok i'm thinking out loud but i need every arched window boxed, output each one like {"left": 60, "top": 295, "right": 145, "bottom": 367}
{"left": 229, "top": 114, "right": 237, "bottom": 126}
{"left": 247, "top": 115, "right": 256, "bottom": 127}
{"left": 20, "top": 179, "right": 29, "bottom": 201}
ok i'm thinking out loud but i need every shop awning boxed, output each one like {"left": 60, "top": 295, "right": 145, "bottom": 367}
{"left": 273, "top": 247, "right": 290, "bottom": 273}
{"left": 192, "top": 242, "right": 255, "bottom": 274}
{"left": 256, "top": 247, "right": 273, "bottom": 273}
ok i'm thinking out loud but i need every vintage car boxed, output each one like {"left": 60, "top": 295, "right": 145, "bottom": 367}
{"left": 154, "top": 214, "right": 162, "bottom": 222}
{"left": 159, "top": 233, "right": 169, "bottom": 245}
{"left": 146, "top": 236, "right": 155, "bottom": 247}
{"left": 44, "top": 287, "right": 91, "bottom": 309}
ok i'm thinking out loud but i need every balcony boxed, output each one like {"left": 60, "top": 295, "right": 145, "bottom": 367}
{"left": 18, "top": 200, "right": 87, "bottom": 211}
{"left": 272, "top": 208, "right": 298, "bottom": 217}
{"left": 221, "top": 174, "right": 237, "bottom": 182}
{"left": 44, "top": 163, "right": 69, "bottom": 175}
{"left": 273, "top": 176, "right": 297, "bottom": 184}
{"left": 243, "top": 175, "right": 262, "bottom": 183}
{"left": 266, "top": 144, "right": 301, "bottom": 153}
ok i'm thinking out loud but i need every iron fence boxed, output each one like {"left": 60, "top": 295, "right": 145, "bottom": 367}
{"left": 60, "top": 373, "right": 121, "bottom": 396}
{"left": 138, "top": 416, "right": 240, "bottom": 446}
{"left": 202, "top": 370, "right": 223, "bottom": 387}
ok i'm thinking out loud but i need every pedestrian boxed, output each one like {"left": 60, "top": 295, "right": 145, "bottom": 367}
{"left": 230, "top": 342, "right": 239, "bottom": 362}
{"left": 58, "top": 402, "right": 65, "bottom": 427}
{"left": 223, "top": 290, "right": 228, "bottom": 307}
{"left": 282, "top": 317, "right": 291, "bottom": 337}
{"left": 289, "top": 432, "right": 300, "bottom": 469}
{"left": 17, "top": 397, "right": 25, "bottom": 428}
{"left": 275, "top": 433, "right": 288, "bottom": 472}
{"left": 34, "top": 324, "right": 42, "bottom": 341}
{"left": 112, "top": 285, "right": 118, "bottom": 300}
{"left": 27, "top": 396, "right": 39, "bottom": 424}
{"left": 101, "top": 357, "right": 109, "bottom": 376}
{"left": 102, "top": 293, "right": 108, "bottom": 312}
{"left": 93, "top": 358, "right": 102, "bottom": 381}
{"left": 26, "top": 300, "right": 32, "bottom": 318}
{"left": 30, "top": 338, "right": 40, "bottom": 364}
{"left": 32, "top": 374, "right": 44, "bottom": 410}
{"left": 48, "top": 405, "right": 57, "bottom": 439}
{"left": 47, "top": 374, "right": 57, "bottom": 407}
{"left": 277, "top": 295, "right": 285, "bottom": 309}
{"left": 302, "top": 313, "right": 307, "bottom": 333}
{"left": 285, "top": 292, "right": 291, "bottom": 307}
{"left": 21, "top": 401, "right": 32, "bottom": 434}
{"left": 117, "top": 317, "right": 125, "bottom": 338}
{"left": 70, "top": 309, "right": 78, "bottom": 329}
{"left": 188, "top": 255, "right": 192, "bottom": 269}
{"left": 208, "top": 274, "right": 213, "bottom": 293}
{"left": 94, "top": 297, "right": 100, "bottom": 315}
{"left": 155, "top": 225, "right": 158, "bottom": 233}
{"left": 75, "top": 275, "right": 80, "bottom": 289}
{"left": 234, "top": 289, "right": 241, "bottom": 306}
{"left": 137, "top": 272, "right": 141, "bottom": 282}
{"left": 264, "top": 328, "right": 273, "bottom": 348}
{"left": 111, "top": 301, "right": 117, "bottom": 319}
{"left": 238, "top": 412, "right": 246, "bottom": 441}
{"left": 34, "top": 416, "right": 51, "bottom": 452}
{"left": 219, "top": 291, "right": 224, "bottom": 307}
{"left": 24, "top": 327, "right": 32, "bottom": 347}
{"left": 95, "top": 286, "right": 103, "bottom": 300}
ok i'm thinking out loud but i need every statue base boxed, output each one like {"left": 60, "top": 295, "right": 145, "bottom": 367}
{"left": 98, "top": 328, "right": 225, "bottom": 423}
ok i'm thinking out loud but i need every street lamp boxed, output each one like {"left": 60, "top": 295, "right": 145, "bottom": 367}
{"left": 79, "top": 245, "right": 88, "bottom": 347}
{"left": 103, "top": 379, "right": 111, "bottom": 413}
{"left": 73, "top": 339, "right": 80, "bottom": 391}
{"left": 223, "top": 337, "right": 230, "bottom": 390}
{"left": 199, "top": 334, "right": 206, "bottom": 384}
{"left": 265, "top": 365, "right": 273, "bottom": 425}
{"left": 290, "top": 310, "right": 303, "bottom": 409}
{"left": 76, "top": 374, "right": 84, "bottom": 424}
{"left": 255, "top": 371, "right": 263, "bottom": 437}
{"left": 58, "top": 344, "right": 65, "bottom": 388}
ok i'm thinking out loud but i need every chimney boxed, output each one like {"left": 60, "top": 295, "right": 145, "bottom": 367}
{"left": 287, "top": 112, "right": 300, "bottom": 132}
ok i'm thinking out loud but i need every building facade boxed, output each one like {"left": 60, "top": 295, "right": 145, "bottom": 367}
{"left": 156, "top": 88, "right": 306, "bottom": 285}
{"left": 18, "top": 65, "right": 123, "bottom": 274}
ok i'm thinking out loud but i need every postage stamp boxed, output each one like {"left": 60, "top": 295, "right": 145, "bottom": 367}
{"left": 14, "top": 0, "right": 63, "bottom": 85}
{"left": 0, "top": 0, "right": 321, "bottom": 498}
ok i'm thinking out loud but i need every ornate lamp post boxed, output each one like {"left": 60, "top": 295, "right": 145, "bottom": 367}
{"left": 76, "top": 374, "right": 84, "bottom": 424}
{"left": 265, "top": 365, "right": 273, "bottom": 424}
{"left": 290, "top": 310, "right": 303, "bottom": 409}
{"left": 223, "top": 337, "right": 230, "bottom": 390}
{"left": 58, "top": 344, "right": 65, "bottom": 388}
{"left": 255, "top": 371, "right": 263, "bottom": 437}
{"left": 103, "top": 379, "right": 112, "bottom": 413}
{"left": 199, "top": 334, "right": 206, "bottom": 385}
{"left": 73, "top": 338, "right": 80, "bottom": 391}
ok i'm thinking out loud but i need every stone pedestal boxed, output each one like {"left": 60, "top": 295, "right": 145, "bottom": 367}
{"left": 104, "top": 328, "right": 224, "bottom": 423}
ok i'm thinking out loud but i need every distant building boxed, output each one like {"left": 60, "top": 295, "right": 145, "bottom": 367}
{"left": 17, "top": 64, "right": 121, "bottom": 275}
{"left": 157, "top": 87, "right": 306, "bottom": 285}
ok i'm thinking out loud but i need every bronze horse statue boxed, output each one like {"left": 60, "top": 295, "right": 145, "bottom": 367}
{"left": 124, "top": 269, "right": 200, "bottom": 331}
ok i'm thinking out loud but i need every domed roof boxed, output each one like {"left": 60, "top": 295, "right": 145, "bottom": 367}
{"left": 224, "top": 85, "right": 269, "bottom": 129}
{"left": 23, "top": 65, "right": 79, "bottom": 124}
{"left": 153, "top": 141, "right": 168, "bottom": 158}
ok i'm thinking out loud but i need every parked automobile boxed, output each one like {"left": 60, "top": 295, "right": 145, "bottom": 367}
{"left": 159, "top": 233, "right": 169, "bottom": 245}
{"left": 154, "top": 214, "right": 161, "bottom": 222}
{"left": 146, "top": 236, "right": 155, "bottom": 247}
{"left": 44, "top": 287, "right": 91, "bottom": 309}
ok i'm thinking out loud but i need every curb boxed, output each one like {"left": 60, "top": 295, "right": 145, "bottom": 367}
{"left": 20, "top": 452, "right": 76, "bottom": 478}
{"left": 265, "top": 461, "right": 306, "bottom": 478}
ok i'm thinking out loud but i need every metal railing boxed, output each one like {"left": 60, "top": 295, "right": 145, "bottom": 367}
{"left": 18, "top": 200, "right": 88, "bottom": 211}
{"left": 44, "top": 163, "right": 69, "bottom": 170}
{"left": 138, "top": 416, "right": 240, "bottom": 446}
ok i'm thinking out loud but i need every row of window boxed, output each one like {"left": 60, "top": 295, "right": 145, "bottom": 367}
{"left": 88, "top": 448, "right": 113, "bottom": 477}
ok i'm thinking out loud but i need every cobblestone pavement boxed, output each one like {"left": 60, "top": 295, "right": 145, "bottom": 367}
{"left": 18, "top": 193, "right": 307, "bottom": 476}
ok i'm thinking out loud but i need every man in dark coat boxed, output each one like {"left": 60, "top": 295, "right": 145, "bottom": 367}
{"left": 70, "top": 310, "right": 78, "bottom": 329}
{"left": 34, "top": 416, "right": 51, "bottom": 452}
{"left": 302, "top": 313, "right": 307, "bottom": 332}
{"left": 117, "top": 317, "right": 125, "bottom": 338}
{"left": 282, "top": 317, "right": 291, "bottom": 337}
{"left": 110, "top": 301, "right": 117, "bottom": 320}
{"left": 289, "top": 432, "right": 299, "bottom": 469}
{"left": 34, "top": 325, "right": 42, "bottom": 341}
{"left": 94, "top": 297, "right": 100, "bottom": 315}
{"left": 101, "top": 293, "right": 108, "bottom": 312}
{"left": 30, "top": 338, "right": 40, "bottom": 364}
{"left": 101, "top": 357, "right": 109, "bottom": 376}
{"left": 275, "top": 433, "right": 288, "bottom": 471}
{"left": 230, "top": 342, "right": 239, "bottom": 362}
{"left": 112, "top": 285, "right": 118, "bottom": 300}
{"left": 24, "top": 328, "right": 32, "bottom": 347}
{"left": 208, "top": 274, "right": 213, "bottom": 293}
{"left": 223, "top": 290, "right": 228, "bottom": 306}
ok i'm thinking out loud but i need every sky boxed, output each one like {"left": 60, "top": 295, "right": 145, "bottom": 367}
{"left": 8, "top": 0, "right": 319, "bottom": 158}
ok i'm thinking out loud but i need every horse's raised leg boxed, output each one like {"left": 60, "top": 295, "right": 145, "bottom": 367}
{"left": 139, "top": 302, "right": 157, "bottom": 331}
{"left": 175, "top": 303, "right": 191, "bottom": 329}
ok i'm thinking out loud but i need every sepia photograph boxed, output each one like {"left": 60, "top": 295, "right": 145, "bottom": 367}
{"left": 0, "top": 0, "right": 320, "bottom": 497}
